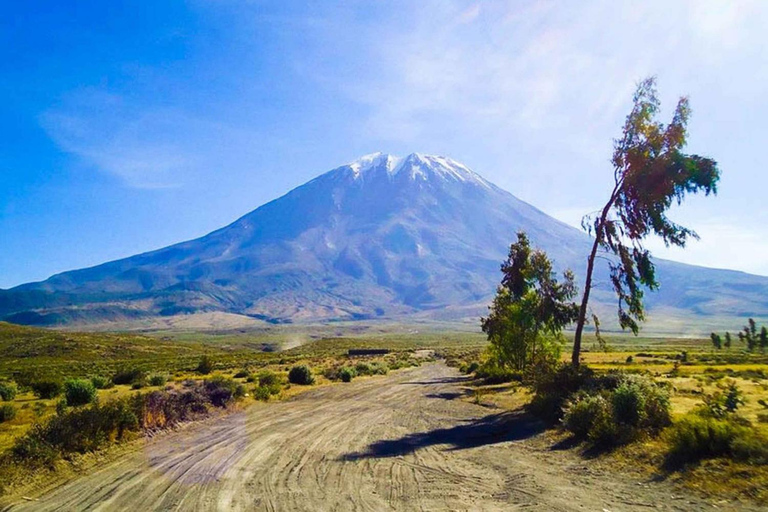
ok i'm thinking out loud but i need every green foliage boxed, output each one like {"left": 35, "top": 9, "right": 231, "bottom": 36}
{"left": 701, "top": 381, "right": 744, "bottom": 418}
{"left": 710, "top": 332, "right": 722, "bottom": 350}
{"left": 233, "top": 369, "right": 249, "bottom": 379}
{"left": 0, "top": 403, "right": 17, "bottom": 423}
{"left": 257, "top": 370, "right": 279, "bottom": 388}
{"left": 288, "top": 365, "right": 314, "bottom": 385}
{"left": 196, "top": 355, "right": 215, "bottom": 375}
{"left": 64, "top": 379, "right": 97, "bottom": 407}
{"left": 0, "top": 381, "right": 17, "bottom": 401}
{"left": 252, "top": 385, "right": 272, "bottom": 401}
{"left": 573, "top": 76, "right": 720, "bottom": 365}
{"left": 203, "top": 376, "right": 242, "bottom": 407}
{"left": 482, "top": 232, "right": 578, "bottom": 372}
{"left": 149, "top": 374, "right": 167, "bottom": 387}
{"left": 474, "top": 363, "right": 523, "bottom": 384}
{"left": 529, "top": 364, "right": 595, "bottom": 422}
{"left": 90, "top": 376, "right": 113, "bottom": 390}
{"left": 354, "top": 362, "right": 373, "bottom": 376}
{"left": 339, "top": 367, "right": 356, "bottom": 382}
{"left": 112, "top": 367, "right": 146, "bottom": 386}
{"left": 666, "top": 414, "right": 768, "bottom": 466}
{"left": 31, "top": 379, "right": 63, "bottom": 399}
{"left": 562, "top": 374, "right": 671, "bottom": 446}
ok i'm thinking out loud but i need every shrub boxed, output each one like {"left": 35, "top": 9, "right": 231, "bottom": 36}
{"left": 475, "top": 364, "right": 523, "bottom": 385}
{"left": 196, "top": 355, "right": 215, "bottom": 375}
{"left": 354, "top": 362, "right": 373, "bottom": 376}
{"left": 64, "top": 379, "right": 97, "bottom": 407}
{"left": 149, "top": 375, "right": 167, "bottom": 387}
{"left": 666, "top": 415, "right": 740, "bottom": 465}
{"left": 0, "top": 381, "right": 17, "bottom": 401}
{"left": 90, "top": 376, "right": 113, "bottom": 390}
{"left": 529, "top": 364, "right": 595, "bottom": 422}
{"left": 612, "top": 381, "right": 647, "bottom": 427}
{"left": 258, "top": 371, "right": 280, "bottom": 388}
{"left": 112, "top": 368, "right": 146, "bottom": 386}
{"left": 31, "top": 379, "right": 63, "bottom": 399}
{"left": 466, "top": 361, "right": 481, "bottom": 374}
{"left": 0, "top": 403, "right": 17, "bottom": 422}
{"left": 203, "top": 376, "right": 243, "bottom": 407}
{"left": 339, "top": 367, "right": 356, "bottom": 383}
{"left": 370, "top": 362, "right": 389, "bottom": 375}
{"left": 253, "top": 386, "right": 272, "bottom": 401}
{"left": 563, "top": 393, "right": 609, "bottom": 439}
{"left": 233, "top": 370, "right": 249, "bottom": 379}
{"left": 288, "top": 365, "right": 314, "bottom": 385}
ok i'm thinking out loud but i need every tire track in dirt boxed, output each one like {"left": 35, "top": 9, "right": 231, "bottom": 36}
{"left": 2, "top": 363, "right": 758, "bottom": 511}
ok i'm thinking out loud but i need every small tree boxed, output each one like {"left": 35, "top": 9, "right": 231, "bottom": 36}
{"left": 724, "top": 331, "right": 732, "bottom": 349}
{"left": 482, "top": 232, "right": 579, "bottom": 372}
{"left": 572, "top": 77, "right": 720, "bottom": 366}
{"left": 709, "top": 332, "right": 722, "bottom": 350}
{"left": 760, "top": 326, "right": 768, "bottom": 352}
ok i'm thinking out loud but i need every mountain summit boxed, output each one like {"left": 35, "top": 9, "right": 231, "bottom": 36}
{"left": 2, "top": 153, "right": 767, "bottom": 329}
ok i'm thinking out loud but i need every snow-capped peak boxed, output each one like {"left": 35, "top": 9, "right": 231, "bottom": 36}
{"left": 344, "top": 152, "right": 492, "bottom": 189}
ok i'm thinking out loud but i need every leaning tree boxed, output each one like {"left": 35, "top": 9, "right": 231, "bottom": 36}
{"left": 571, "top": 77, "right": 721, "bottom": 366}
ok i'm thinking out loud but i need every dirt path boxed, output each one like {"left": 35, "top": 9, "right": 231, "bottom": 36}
{"left": 1, "top": 363, "right": 754, "bottom": 511}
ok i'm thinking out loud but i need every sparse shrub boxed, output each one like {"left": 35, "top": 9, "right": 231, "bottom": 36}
{"left": 234, "top": 370, "right": 249, "bottom": 379}
{"left": 149, "top": 375, "right": 167, "bottom": 387}
{"left": 64, "top": 379, "right": 97, "bottom": 407}
{"left": 253, "top": 386, "right": 272, "bottom": 401}
{"left": 0, "top": 381, "right": 17, "bottom": 401}
{"left": 31, "top": 379, "right": 63, "bottom": 399}
{"left": 196, "top": 355, "right": 215, "bottom": 375}
{"left": 112, "top": 368, "right": 146, "bottom": 386}
{"left": 90, "top": 376, "right": 113, "bottom": 390}
{"left": 288, "top": 365, "right": 314, "bottom": 385}
{"left": 0, "top": 403, "right": 17, "bottom": 422}
{"left": 339, "top": 367, "right": 356, "bottom": 383}
{"left": 370, "top": 362, "right": 389, "bottom": 375}
{"left": 355, "top": 362, "right": 373, "bottom": 376}
{"left": 203, "top": 376, "right": 241, "bottom": 407}
{"left": 466, "top": 361, "right": 480, "bottom": 374}
{"left": 529, "top": 363, "right": 594, "bottom": 422}
{"left": 258, "top": 371, "right": 279, "bottom": 388}
{"left": 625, "top": 355, "right": 634, "bottom": 364}
{"left": 477, "top": 365, "right": 523, "bottom": 385}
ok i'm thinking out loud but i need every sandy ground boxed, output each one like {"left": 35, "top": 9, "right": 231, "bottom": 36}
{"left": 1, "top": 363, "right": 758, "bottom": 511}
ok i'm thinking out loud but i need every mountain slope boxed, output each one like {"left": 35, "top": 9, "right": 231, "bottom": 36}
{"left": 2, "top": 152, "right": 767, "bottom": 329}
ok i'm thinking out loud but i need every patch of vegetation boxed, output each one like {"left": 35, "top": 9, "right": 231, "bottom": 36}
{"left": 0, "top": 382, "right": 17, "bottom": 402}
{"left": 64, "top": 379, "right": 97, "bottom": 407}
{"left": 196, "top": 355, "right": 215, "bottom": 375}
{"left": 0, "top": 404, "right": 16, "bottom": 423}
{"left": 339, "top": 367, "right": 356, "bottom": 382}
{"left": 31, "top": 379, "right": 63, "bottom": 400}
{"left": 149, "top": 375, "right": 168, "bottom": 387}
{"left": 288, "top": 365, "right": 314, "bottom": 385}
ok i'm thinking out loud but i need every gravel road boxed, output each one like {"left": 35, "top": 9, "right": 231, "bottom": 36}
{"left": 2, "top": 363, "right": 754, "bottom": 511}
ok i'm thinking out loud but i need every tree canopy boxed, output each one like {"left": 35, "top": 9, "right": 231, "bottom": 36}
{"left": 482, "top": 232, "right": 579, "bottom": 372}
{"left": 572, "top": 77, "right": 721, "bottom": 366}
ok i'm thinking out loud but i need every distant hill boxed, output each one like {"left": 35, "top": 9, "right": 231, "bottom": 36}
{"left": 2, "top": 152, "right": 767, "bottom": 332}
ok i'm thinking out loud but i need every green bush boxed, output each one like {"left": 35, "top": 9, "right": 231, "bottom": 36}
{"left": 233, "top": 369, "right": 249, "bottom": 379}
{"left": 0, "top": 381, "right": 17, "bottom": 401}
{"left": 149, "top": 375, "right": 167, "bottom": 387}
{"left": 90, "top": 376, "right": 113, "bottom": 390}
{"left": 666, "top": 413, "right": 768, "bottom": 466}
{"left": 64, "top": 379, "right": 97, "bottom": 407}
{"left": 258, "top": 370, "right": 279, "bottom": 388}
{"left": 288, "top": 365, "right": 314, "bottom": 385}
{"left": 612, "top": 381, "right": 647, "bottom": 427}
{"left": 475, "top": 364, "right": 523, "bottom": 385}
{"left": 563, "top": 393, "right": 609, "bottom": 439}
{"left": 112, "top": 368, "right": 146, "bottom": 386}
{"left": 466, "top": 361, "right": 480, "bottom": 374}
{"left": 253, "top": 386, "right": 272, "bottom": 401}
{"left": 31, "top": 379, "right": 63, "bottom": 399}
{"left": 0, "top": 403, "right": 17, "bottom": 422}
{"left": 339, "top": 367, "right": 356, "bottom": 383}
{"left": 354, "top": 362, "right": 373, "bottom": 376}
{"left": 370, "top": 362, "right": 389, "bottom": 375}
{"left": 196, "top": 355, "right": 215, "bottom": 375}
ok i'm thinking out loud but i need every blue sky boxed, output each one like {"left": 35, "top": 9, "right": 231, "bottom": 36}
{"left": 2, "top": 0, "right": 767, "bottom": 289}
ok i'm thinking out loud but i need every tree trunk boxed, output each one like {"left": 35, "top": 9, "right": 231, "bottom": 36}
{"left": 571, "top": 187, "right": 618, "bottom": 367}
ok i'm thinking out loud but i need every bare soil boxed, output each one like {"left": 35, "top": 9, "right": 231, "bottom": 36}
{"left": 1, "top": 363, "right": 758, "bottom": 511}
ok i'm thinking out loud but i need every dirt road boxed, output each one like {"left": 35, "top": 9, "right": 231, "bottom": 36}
{"left": 2, "top": 363, "right": 751, "bottom": 511}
